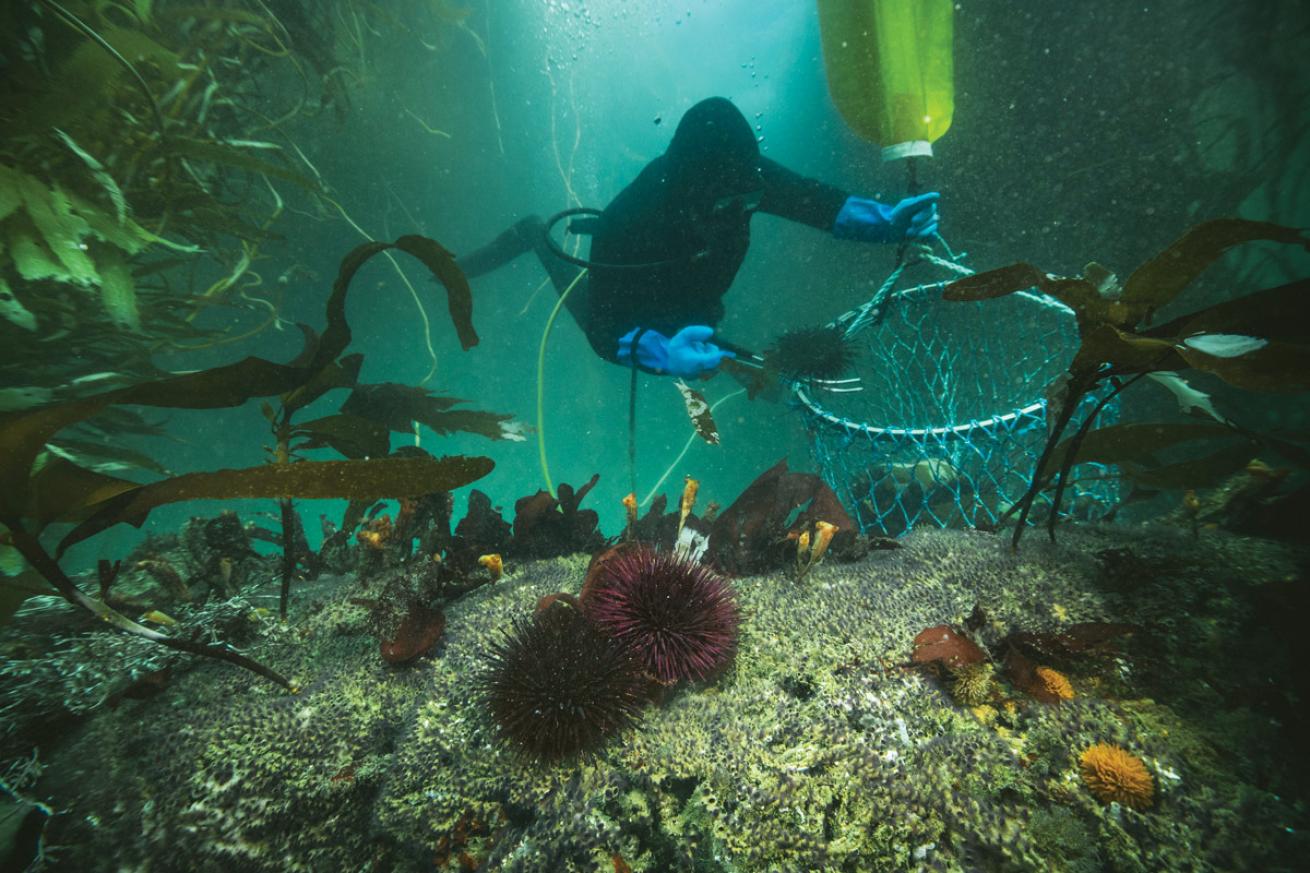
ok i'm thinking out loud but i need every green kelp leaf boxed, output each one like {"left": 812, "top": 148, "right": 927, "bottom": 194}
{"left": 943, "top": 263, "right": 1048, "bottom": 301}
{"left": 1177, "top": 340, "right": 1310, "bottom": 392}
{"left": 16, "top": 174, "right": 98, "bottom": 287}
{"left": 166, "top": 138, "right": 325, "bottom": 194}
{"left": 54, "top": 128, "right": 127, "bottom": 224}
{"left": 1054, "top": 421, "right": 1241, "bottom": 469}
{"left": 9, "top": 224, "right": 71, "bottom": 283}
{"left": 340, "top": 383, "right": 520, "bottom": 440}
{"left": 291, "top": 414, "right": 390, "bottom": 459}
{"left": 393, "top": 235, "right": 478, "bottom": 351}
{"left": 26, "top": 454, "right": 140, "bottom": 528}
{"left": 0, "top": 571, "right": 54, "bottom": 626}
{"left": 1121, "top": 219, "right": 1310, "bottom": 323}
{"left": 0, "top": 276, "right": 37, "bottom": 331}
{"left": 66, "top": 189, "right": 199, "bottom": 255}
{"left": 0, "top": 166, "right": 23, "bottom": 222}
{"left": 158, "top": 6, "right": 276, "bottom": 28}
{"left": 97, "top": 250, "right": 141, "bottom": 331}
{"left": 1123, "top": 442, "right": 1260, "bottom": 491}
{"left": 57, "top": 455, "right": 494, "bottom": 555}
{"left": 1143, "top": 278, "right": 1310, "bottom": 346}
{"left": 0, "top": 530, "right": 24, "bottom": 575}
{"left": 0, "top": 388, "right": 55, "bottom": 412}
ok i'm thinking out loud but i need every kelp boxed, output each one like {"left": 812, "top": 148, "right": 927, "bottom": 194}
{"left": 944, "top": 218, "right": 1310, "bottom": 546}
{"left": 57, "top": 455, "right": 493, "bottom": 555}
{"left": 339, "top": 383, "right": 525, "bottom": 442}
{"left": 0, "top": 226, "right": 497, "bottom": 686}
{"left": 0, "top": 0, "right": 373, "bottom": 409}
{"left": 673, "top": 380, "right": 720, "bottom": 445}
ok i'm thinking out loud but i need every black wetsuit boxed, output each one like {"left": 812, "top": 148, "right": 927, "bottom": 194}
{"left": 459, "top": 97, "right": 851, "bottom": 364}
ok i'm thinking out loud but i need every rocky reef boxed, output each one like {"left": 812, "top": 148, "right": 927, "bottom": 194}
{"left": 7, "top": 521, "right": 1308, "bottom": 872}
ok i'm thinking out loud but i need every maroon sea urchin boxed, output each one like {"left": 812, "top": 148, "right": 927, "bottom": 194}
{"left": 479, "top": 603, "right": 646, "bottom": 759}
{"left": 583, "top": 548, "right": 740, "bottom": 683}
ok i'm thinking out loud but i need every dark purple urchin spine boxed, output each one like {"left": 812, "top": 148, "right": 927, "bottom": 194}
{"left": 479, "top": 603, "right": 646, "bottom": 760}
{"left": 583, "top": 548, "right": 740, "bottom": 684}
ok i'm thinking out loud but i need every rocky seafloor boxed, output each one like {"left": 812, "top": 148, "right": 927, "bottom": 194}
{"left": 3, "top": 520, "right": 1308, "bottom": 872}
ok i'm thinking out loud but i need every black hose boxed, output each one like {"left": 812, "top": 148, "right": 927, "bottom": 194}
{"left": 541, "top": 207, "right": 701, "bottom": 272}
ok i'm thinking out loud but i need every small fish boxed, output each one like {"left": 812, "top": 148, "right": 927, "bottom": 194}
{"left": 142, "top": 610, "right": 177, "bottom": 627}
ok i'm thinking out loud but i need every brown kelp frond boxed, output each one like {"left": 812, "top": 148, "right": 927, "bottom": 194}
{"left": 944, "top": 218, "right": 1310, "bottom": 547}
{"left": 57, "top": 455, "right": 494, "bottom": 556}
{"left": 0, "top": 223, "right": 493, "bottom": 685}
{"left": 339, "top": 383, "right": 525, "bottom": 443}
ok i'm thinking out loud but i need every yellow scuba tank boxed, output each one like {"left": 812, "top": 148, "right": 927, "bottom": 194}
{"left": 816, "top": 0, "right": 955, "bottom": 161}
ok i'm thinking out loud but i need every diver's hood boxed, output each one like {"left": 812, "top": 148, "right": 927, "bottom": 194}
{"left": 664, "top": 97, "right": 762, "bottom": 206}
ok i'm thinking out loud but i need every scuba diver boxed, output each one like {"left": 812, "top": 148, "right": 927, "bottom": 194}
{"left": 457, "top": 96, "right": 940, "bottom": 378}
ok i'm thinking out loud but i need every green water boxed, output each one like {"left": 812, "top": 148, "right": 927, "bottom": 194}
{"left": 1, "top": 1, "right": 1308, "bottom": 870}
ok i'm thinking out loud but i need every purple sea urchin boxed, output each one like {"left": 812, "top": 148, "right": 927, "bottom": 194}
{"left": 479, "top": 604, "right": 645, "bottom": 759}
{"left": 583, "top": 548, "right": 740, "bottom": 683}
{"left": 765, "top": 325, "right": 859, "bottom": 381}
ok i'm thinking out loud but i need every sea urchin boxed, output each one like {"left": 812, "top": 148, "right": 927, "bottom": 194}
{"left": 479, "top": 603, "right": 645, "bottom": 760}
{"left": 583, "top": 547, "right": 740, "bottom": 683}
{"left": 765, "top": 325, "right": 859, "bottom": 381}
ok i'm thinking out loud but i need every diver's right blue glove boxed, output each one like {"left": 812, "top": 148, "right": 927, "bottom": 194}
{"left": 833, "top": 192, "right": 940, "bottom": 243}
{"left": 617, "top": 325, "right": 735, "bottom": 377}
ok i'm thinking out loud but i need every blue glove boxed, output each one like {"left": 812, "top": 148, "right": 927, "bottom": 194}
{"left": 833, "top": 192, "right": 940, "bottom": 243}
{"left": 616, "top": 325, "right": 736, "bottom": 377}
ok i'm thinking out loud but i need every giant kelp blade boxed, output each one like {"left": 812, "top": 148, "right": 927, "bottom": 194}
{"left": 0, "top": 357, "right": 315, "bottom": 523}
{"left": 283, "top": 352, "right": 363, "bottom": 414}
{"left": 58, "top": 455, "right": 494, "bottom": 556}
{"left": 326, "top": 236, "right": 477, "bottom": 357}
{"left": 340, "top": 383, "right": 517, "bottom": 440}
{"left": 1073, "top": 324, "right": 1184, "bottom": 375}
{"left": 111, "top": 356, "right": 320, "bottom": 409}
{"left": 26, "top": 455, "right": 140, "bottom": 528}
{"left": 339, "top": 383, "right": 441, "bottom": 432}
{"left": 292, "top": 414, "right": 390, "bottom": 459}
{"left": 48, "top": 437, "right": 172, "bottom": 476}
{"left": 1143, "top": 278, "right": 1310, "bottom": 345}
{"left": 1177, "top": 340, "right": 1310, "bottom": 392}
{"left": 394, "top": 235, "right": 478, "bottom": 350}
{"left": 1123, "top": 443, "right": 1261, "bottom": 491}
{"left": 317, "top": 241, "right": 389, "bottom": 367}
{"left": 1052, "top": 421, "right": 1242, "bottom": 470}
{"left": 0, "top": 571, "right": 54, "bottom": 626}
{"left": 1120, "top": 219, "right": 1310, "bottom": 323}
{"left": 943, "top": 262, "right": 1048, "bottom": 301}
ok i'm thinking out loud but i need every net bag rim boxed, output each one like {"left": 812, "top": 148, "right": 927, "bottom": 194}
{"left": 797, "top": 282, "right": 1078, "bottom": 440}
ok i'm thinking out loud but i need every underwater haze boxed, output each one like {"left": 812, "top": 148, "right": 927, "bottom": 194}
{"left": 1, "top": 1, "right": 1308, "bottom": 871}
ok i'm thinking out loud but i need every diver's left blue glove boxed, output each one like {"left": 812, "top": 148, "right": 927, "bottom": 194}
{"left": 833, "top": 192, "right": 940, "bottom": 243}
